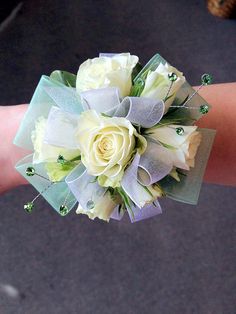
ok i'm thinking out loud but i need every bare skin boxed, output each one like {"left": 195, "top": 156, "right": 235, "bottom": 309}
{"left": 0, "top": 104, "right": 30, "bottom": 194}
{"left": 195, "top": 83, "right": 236, "bottom": 186}
{"left": 0, "top": 82, "right": 235, "bottom": 194}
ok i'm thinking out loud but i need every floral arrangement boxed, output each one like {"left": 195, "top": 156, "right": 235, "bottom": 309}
{"left": 14, "top": 53, "right": 215, "bottom": 222}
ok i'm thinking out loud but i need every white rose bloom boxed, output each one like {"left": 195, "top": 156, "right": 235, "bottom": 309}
{"left": 76, "top": 53, "right": 138, "bottom": 98}
{"left": 141, "top": 62, "right": 186, "bottom": 113}
{"left": 149, "top": 125, "right": 202, "bottom": 170}
{"left": 76, "top": 110, "right": 146, "bottom": 187}
{"left": 31, "top": 117, "right": 80, "bottom": 164}
{"left": 76, "top": 192, "right": 118, "bottom": 222}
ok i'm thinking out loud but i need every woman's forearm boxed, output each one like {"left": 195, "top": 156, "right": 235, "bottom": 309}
{"left": 0, "top": 104, "right": 29, "bottom": 194}
{"left": 196, "top": 82, "right": 236, "bottom": 186}
{"left": 0, "top": 82, "right": 235, "bottom": 194}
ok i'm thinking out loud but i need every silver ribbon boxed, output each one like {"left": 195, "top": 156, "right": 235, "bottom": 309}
{"left": 81, "top": 87, "right": 164, "bottom": 128}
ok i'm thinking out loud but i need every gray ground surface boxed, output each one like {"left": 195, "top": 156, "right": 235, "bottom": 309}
{"left": 0, "top": 1, "right": 236, "bottom": 313}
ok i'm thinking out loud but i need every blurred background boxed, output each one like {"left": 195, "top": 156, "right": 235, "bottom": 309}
{"left": 0, "top": 1, "right": 236, "bottom": 313}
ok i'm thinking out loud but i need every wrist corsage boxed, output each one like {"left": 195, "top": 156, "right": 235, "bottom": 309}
{"left": 14, "top": 53, "right": 215, "bottom": 222}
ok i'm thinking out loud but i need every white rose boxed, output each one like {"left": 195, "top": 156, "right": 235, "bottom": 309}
{"left": 76, "top": 53, "right": 138, "bottom": 98}
{"left": 149, "top": 125, "right": 202, "bottom": 170}
{"left": 141, "top": 62, "right": 185, "bottom": 113}
{"left": 76, "top": 110, "right": 146, "bottom": 187}
{"left": 76, "top": 192, "right": 118, "bottom": 222}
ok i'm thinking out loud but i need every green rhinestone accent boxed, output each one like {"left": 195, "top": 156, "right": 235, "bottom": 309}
{"left": 86, "top": 200, "right": 95, "bottom": 210}
{"left": 201, "top": 73, "right": 213, "bottom": 85}
{"left": 168, "top": 72, "right": 177, "bottom": 82}
{"left": 24, "top": 202, "right": 34, "bottom": 213}
{"left": 26, "top": 167, "right": 35, "bottom": 176}
{"left": 199, "top": 104, "right": 209, "bottom": 114}
{"left": 57, "top": 155, "right": 66, "bottom": 165}
{"left": 176, "top": 127, "right": 184, "bottom": 135}
{"left": 59, "top": 205, "right": 69, "bottom": 216}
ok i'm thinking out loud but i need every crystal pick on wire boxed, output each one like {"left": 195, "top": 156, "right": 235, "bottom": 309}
{"left": 168, "top": 72, "right": 177, "bottom": 82}
{"left": 176, "top": 127, "right": 184, "bottom": 135}
{"left": 59, "top": 205, "right": 69, "bottom": 216}
{"left": 201, "top": 73, "right": 213, "bottom": 85}
{"left": 199, "top": 104, "right": 209, "bottom": 114}
{"left": 24, "top": 202, "right": 34, "bottom": 213}
{"left": 26, "top": 166, "right": 35, "bottom": 176}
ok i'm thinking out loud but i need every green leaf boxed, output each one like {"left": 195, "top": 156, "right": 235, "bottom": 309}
{"left": 137, "top": 182, "right": 154, "bottom": 198}
{"left": 176, "top": 169, "right": 187, "bottom": 177}
{"left": 150, "top": 117, "right": 194, "bottom": 129}
{"left": 144, "top": 135, "right": 177, "bottom": 150}
{"left": 50, "top": 70, "right": 77, "bottom": 87}
{"left": 153, "top": 183, "right": 166, "bottom": 196}
{"left": 163, "top": 93, "right": 174, "bottom": 102}
{"left": 132, "top": 62, "right": 143, "bottom": 81}
{"left": 89, "top": 176, "right": 98, "bottom": 184}
{"left": 45, "top": 162, "right": 76, "bottom": 182}
{"left": 101, "top": 113, "right": 112, "bottom": 118}
{"left": 69, "top": 155, "right": 81, "bottom": 162}
{"left": 158, "top": 141, "right": 177, "bottom": 150}
{"left": 116, "top": 187, "right": 132, "bottom": 210}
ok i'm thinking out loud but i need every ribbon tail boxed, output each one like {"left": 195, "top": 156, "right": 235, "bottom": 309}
{"left": 110, "top": 206, "right": 125, "bottom": 221}
{"left": 128, "top": 199, "right": 162, "bottom": 223}
{"left": 121, "top": 154, "right": 154, "bottom": 208}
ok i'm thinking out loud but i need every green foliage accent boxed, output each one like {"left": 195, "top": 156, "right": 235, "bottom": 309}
{"left": 162, "top": 94, "right": 199, "bottom": 125}
{"left": 116, "top": 187, "right": 131, "bottom": 209}
{"left": 131, "top": 62, "right": 143, "bottom": 81}
{"left": 114, "top": 187, "right": 135, "bottom": 221}
{"left": 154, "top": 183, "right": 166, "bottom": 196}
{"left": 89, "top": 176, "right": 98, "bottom": 184}
{"left": 101, "top": 113, "right": 112, "bottom": 118}
{"left": 143, "top": 135, "right": 177, "bottom": 150}
{"left": 69, "top": 155, "right": 81, "bottom": 162}
{"left": 158, "top": 141, "right": 177, "bottom": 150}
{"left": 150, "top": 117, "right": 195, "bottom": 129}
{"left": 46, "top": 154, "right": 81, "bottom": 182}
{"left": 45, "top": 162, "right": 75, "bottom": 182}
{"left": 57, "top": 154, "right": 81, "bottom": 167}
{"left": 130, "top": 54, "right": 167, "bottom": 97}
{"left": 50, "top": 70, "right": 77, "bottom": 87}
{"left": 163, "top": 93, "right": 174, "bottom": 102}
{"left": 107, "top": 187, "right": 118, "bottom": 202}
{"left": 138, "top": 182, "right": 154, "bottom": 198}
{"left": 176, "top": 169, "right": 187, "bottom": 177}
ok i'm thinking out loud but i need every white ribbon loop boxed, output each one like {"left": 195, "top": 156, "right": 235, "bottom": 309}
{"left": 80, "top": 87, "right": 120, "bottom": 114}
{"left": 129, "top": 200, "right": 162, "bottom": 223}
{"left": 138, "top": 141, "right": 173, "bottom": 185}
{"left": 115, "top": 97, "right": 164, "bottom": 128}
{"left": 121, "top": 154, "right": 153, "bottom": 208}
{"left": 110, "top": 206, "right": 125, "bottom": 221}
{"left": 65, "top": 164, "right": 106, "bottom": 210}
{"left": 81, "top": 88, "right": 164, "bottom": 128}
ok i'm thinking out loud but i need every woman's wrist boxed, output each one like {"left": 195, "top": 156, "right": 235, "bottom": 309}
{"left": 1, "top": 82, "right": 235, "bottom": 194}
{"left": 0, "top": 104, "right": 29, "bottom": 194}
{"left": 196, "top": 82, "right": 236, "bottom": 186}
